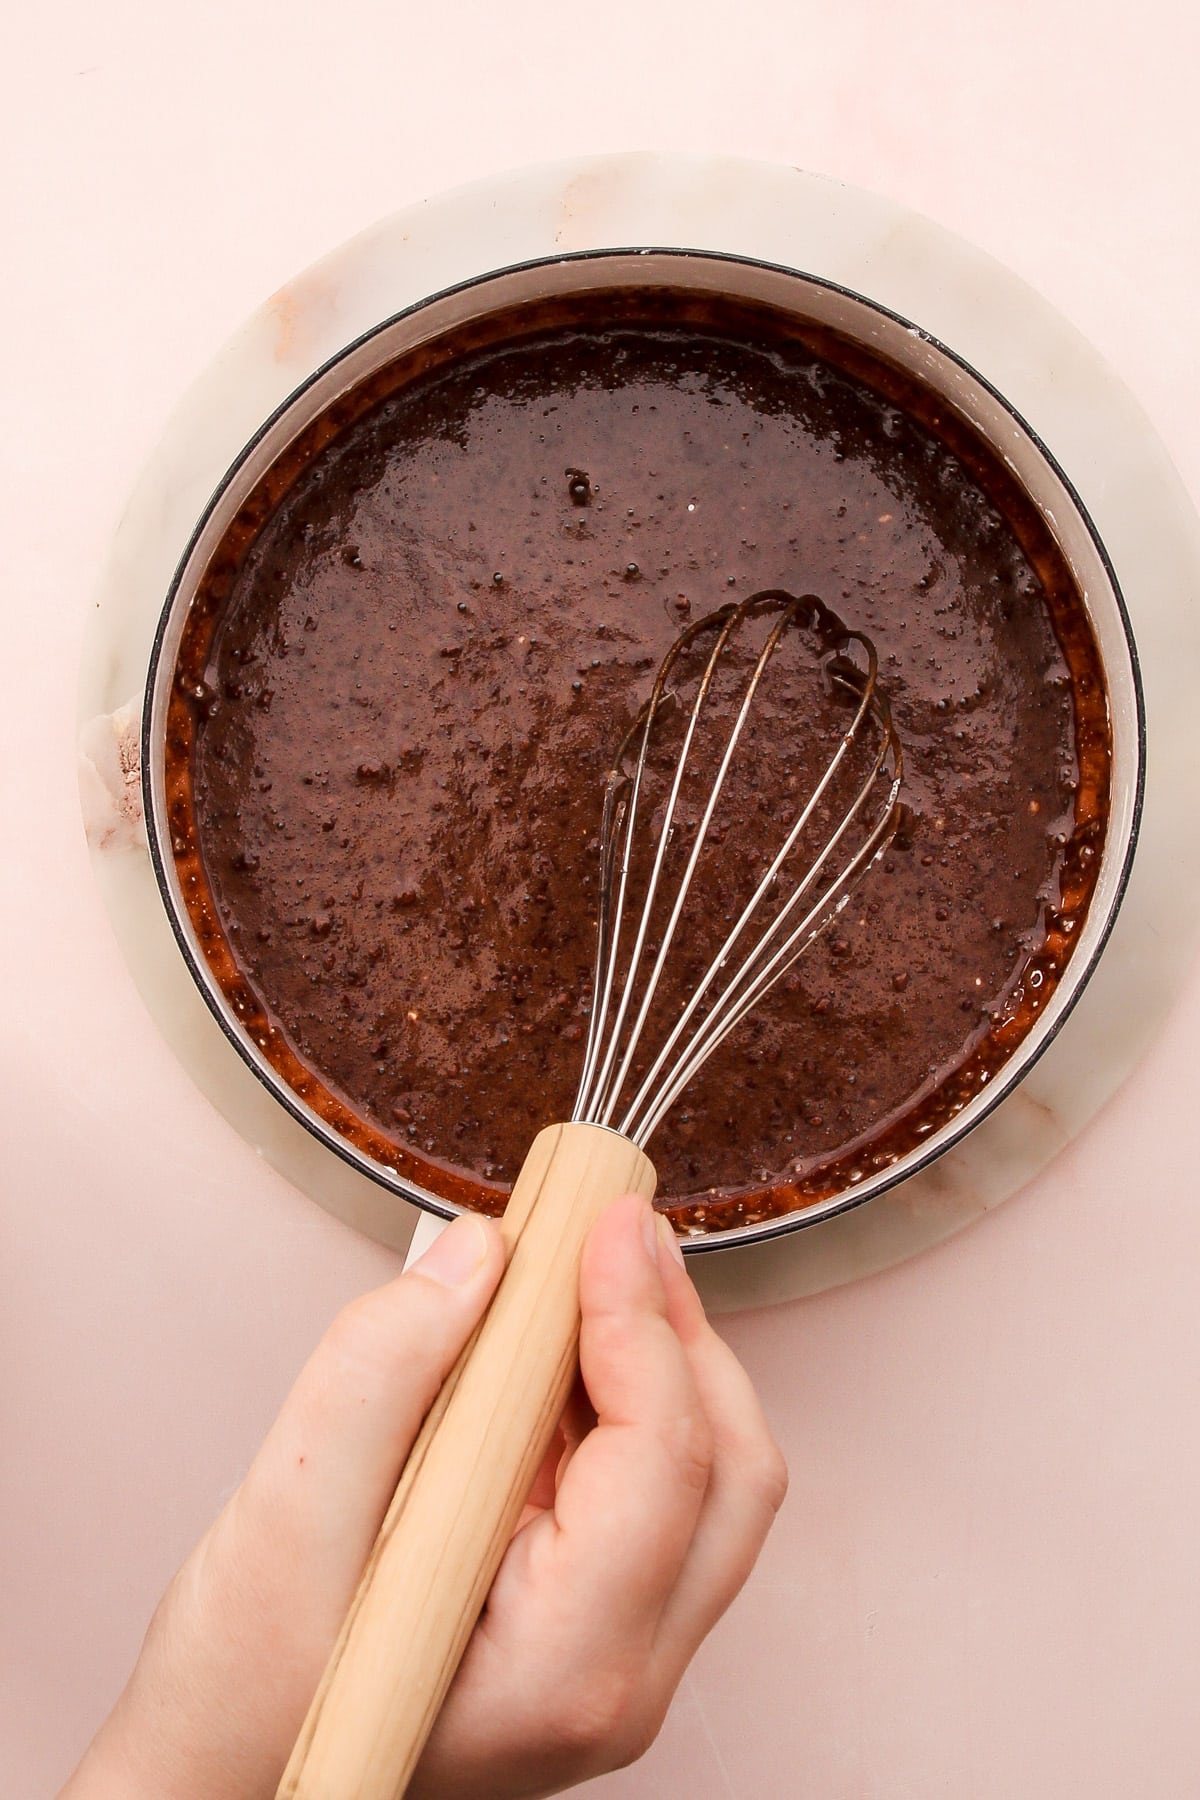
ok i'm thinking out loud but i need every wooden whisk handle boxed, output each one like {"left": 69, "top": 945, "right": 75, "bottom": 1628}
{"left": 277, "top": 1121, "right": 657, "bottom": 1800}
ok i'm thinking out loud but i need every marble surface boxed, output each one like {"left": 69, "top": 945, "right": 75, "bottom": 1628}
{"left": 81, "top": 163, "right": 1193, "bottom": 1308}
{"left": 6, "top": 3, "right": 1200, "bottom": 1796}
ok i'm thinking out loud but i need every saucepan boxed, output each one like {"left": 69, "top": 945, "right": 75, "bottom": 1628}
{"left": 141, "top": 248, "right": 1144, "bottom": 1253}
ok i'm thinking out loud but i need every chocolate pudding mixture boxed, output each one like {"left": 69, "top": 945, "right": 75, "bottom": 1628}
{"left": 165, "top": 291, "right": 1109, "bottom": 1230}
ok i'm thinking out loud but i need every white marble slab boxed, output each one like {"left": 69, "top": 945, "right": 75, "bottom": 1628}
{"left": 78, "top": 154, "right": 1200, "bottom": 1309}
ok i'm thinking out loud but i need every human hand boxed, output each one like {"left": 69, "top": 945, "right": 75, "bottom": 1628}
{"left": 62, "top": 1194, "right": 787, "bottom": 1800}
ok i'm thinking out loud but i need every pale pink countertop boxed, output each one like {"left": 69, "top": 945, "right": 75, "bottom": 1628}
{"left": 5, "top": 4, "right": 1200, "bottom": 1796}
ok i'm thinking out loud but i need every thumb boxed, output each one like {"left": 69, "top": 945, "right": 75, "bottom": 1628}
{"left": 96, "top": 1214, "right": 507, "bottom": 1800}
{"left": 240, "top": 1212, "right": 507, "bottom": 1575}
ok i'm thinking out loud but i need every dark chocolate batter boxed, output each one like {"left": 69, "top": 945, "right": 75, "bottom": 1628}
{"left": 164, "top": 291, "right": 1109, "bottom": 1230}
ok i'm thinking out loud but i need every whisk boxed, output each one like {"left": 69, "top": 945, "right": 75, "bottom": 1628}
{"left": 280, "top": 588, "right": 903, "bottom": 1800}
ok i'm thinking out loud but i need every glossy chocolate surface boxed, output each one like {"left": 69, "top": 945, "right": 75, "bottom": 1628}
{"left": 164, "top": 292, "right": 1110, "bottom": 1229}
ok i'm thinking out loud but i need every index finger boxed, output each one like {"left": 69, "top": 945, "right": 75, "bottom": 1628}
{"left": 539, "top": 1193, "right": 714, "bottom": 1639}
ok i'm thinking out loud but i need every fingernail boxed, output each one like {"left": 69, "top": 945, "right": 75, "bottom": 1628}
{"left": 656, "top": 1211, "right": 686, "bottom": 1267}
{"left": 412, "top": 1214, "right": 490, "bottom": 1287}
{"left": 641, "top": 1201, "right": 661, "bottom": 1265}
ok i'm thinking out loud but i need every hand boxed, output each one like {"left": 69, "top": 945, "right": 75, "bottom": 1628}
{"left": 62, "top": 1194, "right": 787, "bottom": 1800}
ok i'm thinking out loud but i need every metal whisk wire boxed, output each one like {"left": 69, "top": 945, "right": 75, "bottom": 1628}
{"left": 571, "top": 589, "right": 904, "bottom": 1150}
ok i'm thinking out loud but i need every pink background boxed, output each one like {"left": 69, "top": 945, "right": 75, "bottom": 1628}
{"left": 5, "top": 3, "right": 1200, "bottom": 1795}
